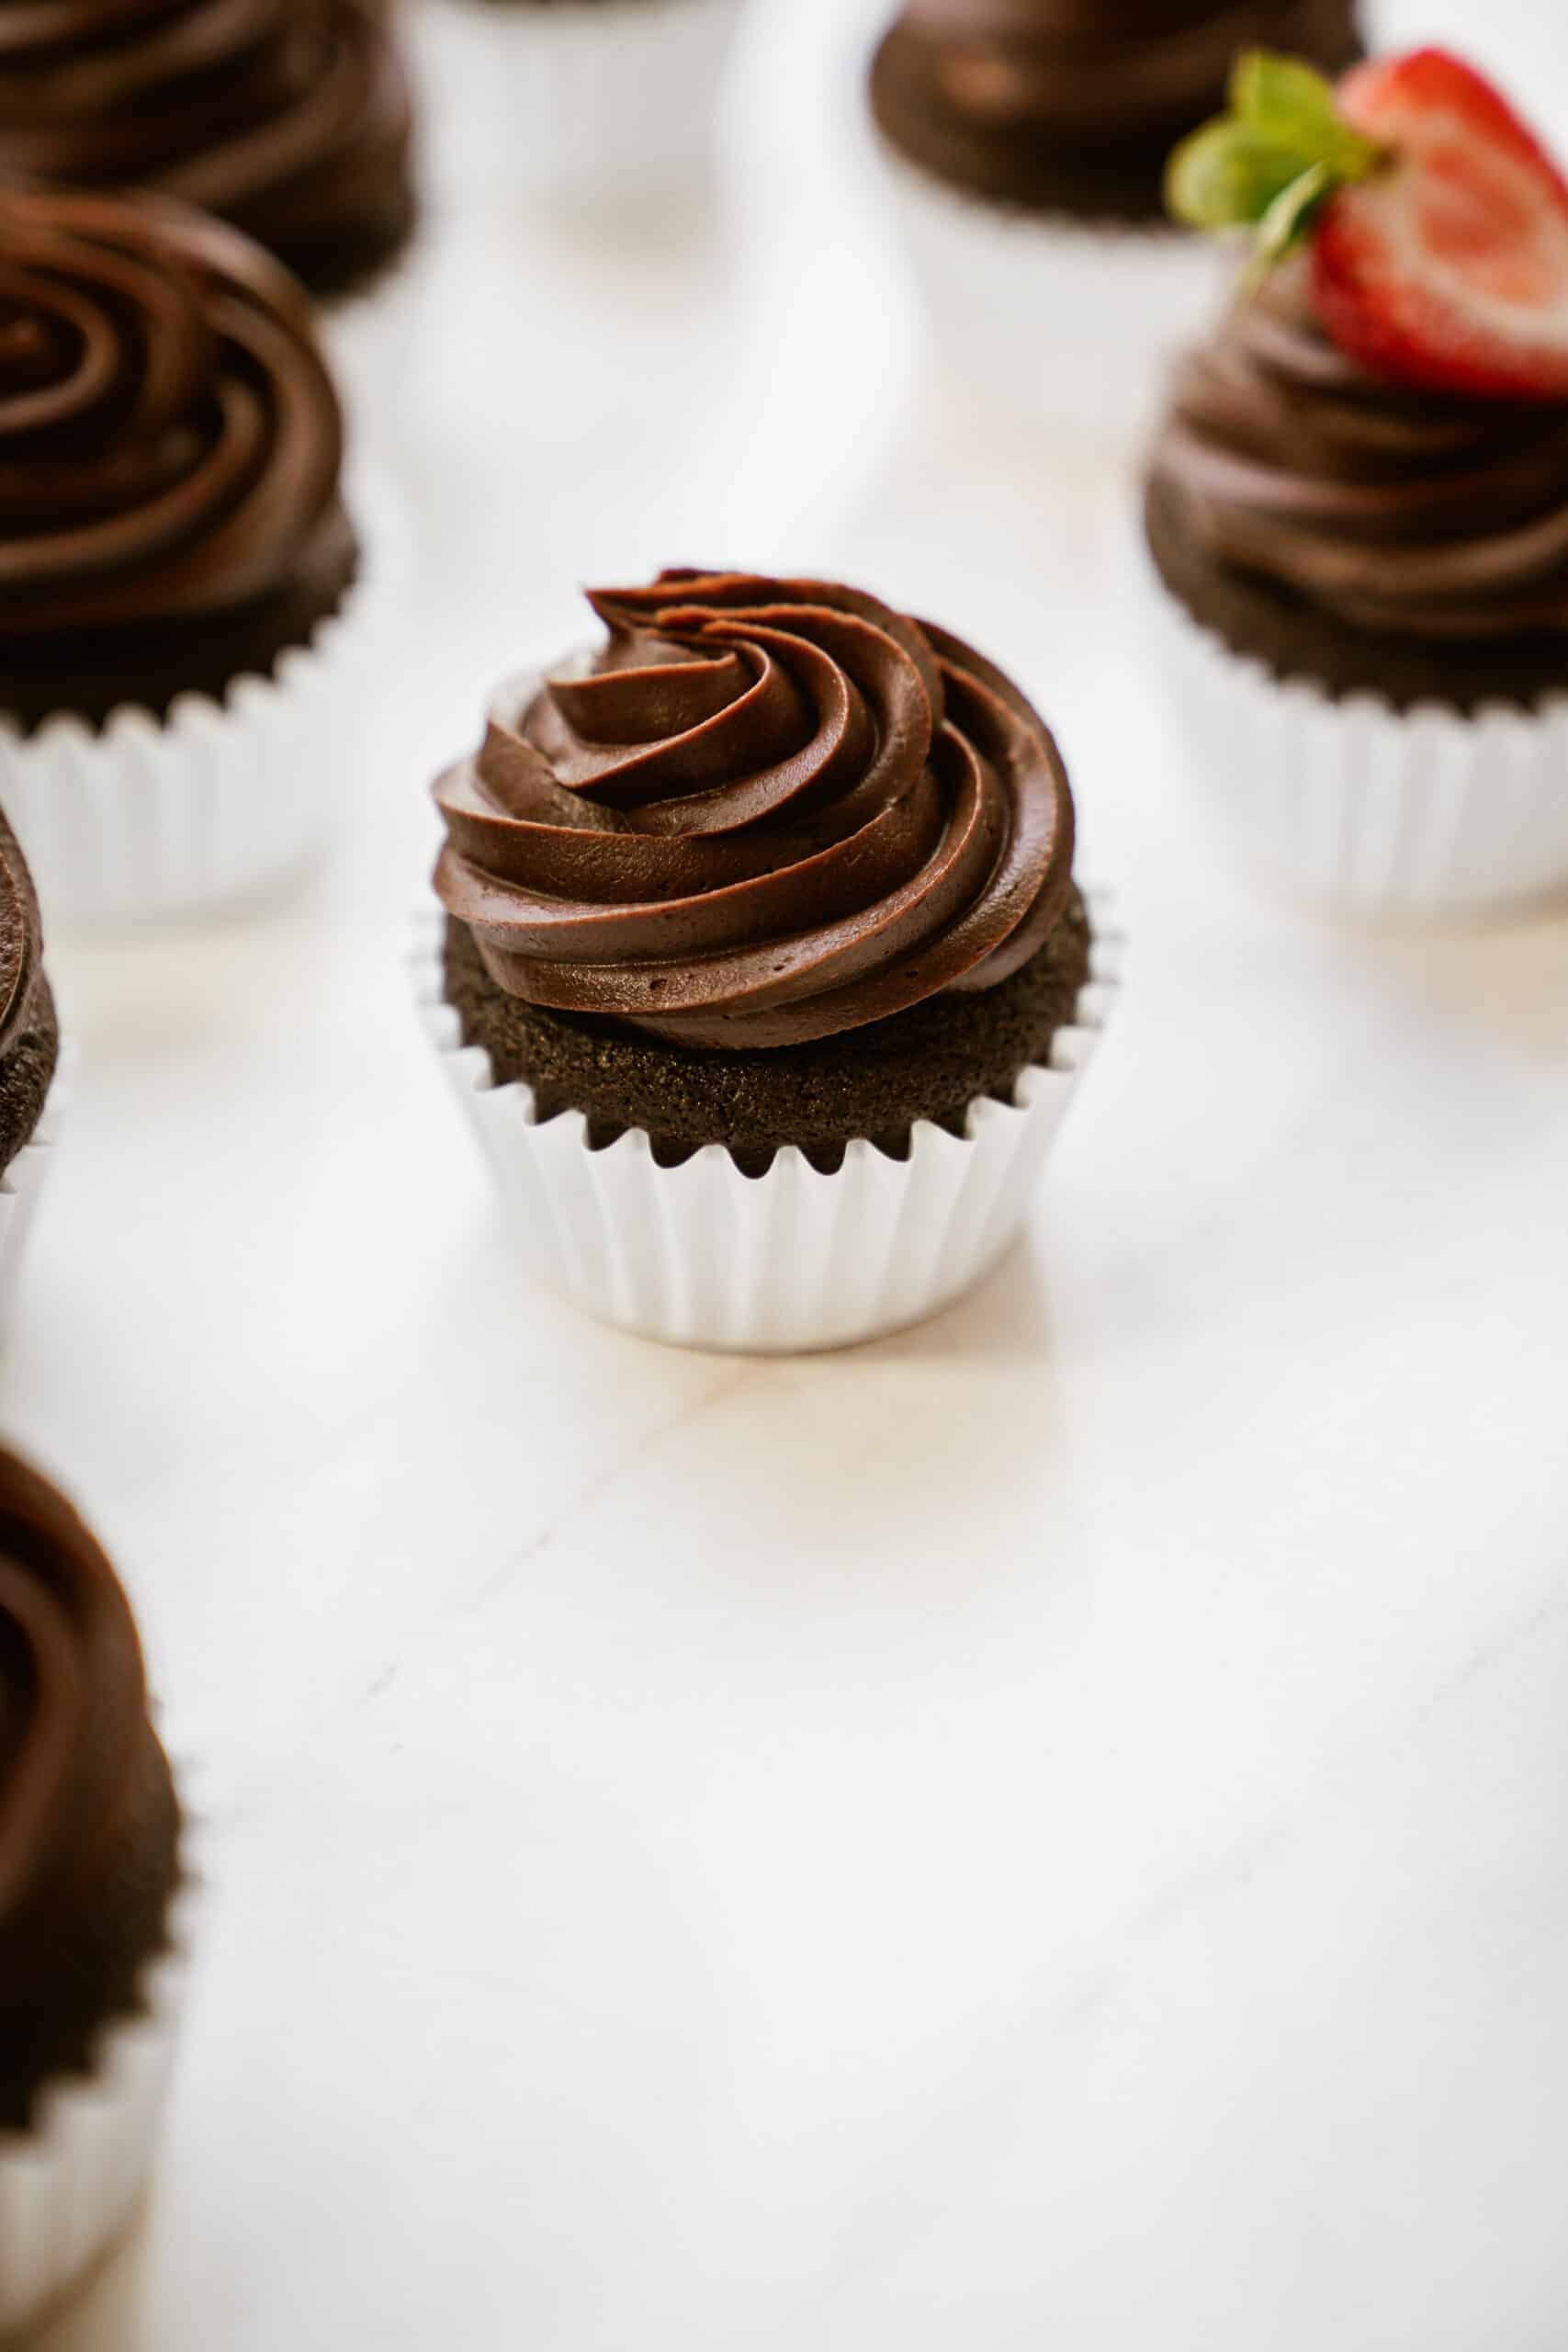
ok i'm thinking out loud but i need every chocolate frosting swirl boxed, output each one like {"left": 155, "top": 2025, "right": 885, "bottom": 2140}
{"left": 1148, "top": 258, "right": 1568, "bottom": 639}
{"left": 0, "top": 189, "right": 350, "bottom": 640}
{"left": 0, "top": 0, "right": 414, "bottom": 296}
{"left": 0, "top": 1447, "right": 180, "bottom": 2129}
{"left": 874, "top": 0, "right": 1361, "bottom": 216}
{"left": 434, "top": 571, "right": 1076, "bottom": 1052}
{"left": 890, "top": 0, "right": 1360, "bottom": 139}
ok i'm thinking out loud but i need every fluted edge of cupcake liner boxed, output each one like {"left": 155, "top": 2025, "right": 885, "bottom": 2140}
{"left": 410, "top": 0, "right": 745, "bottom": 205}
{"left": 1145, "top": 566, "right": 1568, "bottom": 917}
{"left": 412, "top": 900, "right": 1122, "bottom": 1354}
{"left": 0, "top": 1781, "right": 199, "bottom": 2337}
{"left": 0, "top": 476, "right": 401, "bottom": 930}
{"left": 879, "top": 150, "right": 1227, "bottom": 444}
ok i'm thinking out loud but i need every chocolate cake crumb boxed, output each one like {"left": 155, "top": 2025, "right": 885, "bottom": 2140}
{"left": 442, "top": 894, "right": 1094, "bottom": 1178}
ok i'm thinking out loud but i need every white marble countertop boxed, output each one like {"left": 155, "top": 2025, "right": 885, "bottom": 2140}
{"left": 16, "top": 0, "right": 1568, "bottom": 2343}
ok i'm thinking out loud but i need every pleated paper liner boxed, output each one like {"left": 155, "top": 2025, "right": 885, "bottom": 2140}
{"left": 0, "top": 1789, "right": 198, "bottom": 2339}
{"left": 413, "top": 902, "right": 1122, "bottom": 1354}
{"left": 1145, "top": 567, "right": 1568, "bottom": 917}
{"left": 0, "top": 476, "right": 403, "bottom": 931}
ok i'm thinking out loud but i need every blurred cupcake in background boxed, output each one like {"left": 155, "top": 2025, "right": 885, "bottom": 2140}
{"left": 0, "top": 191, "right": 389, "bottom": 925}
{"left": 870, "top": 0, "right": 1361, "bottom": 442}
{"left": 1145, "top": 47, "right": 1568, "bottom": 915}
{"left": 418, "top": 568, "right": 1119, "bottom": 1353}
{"left": 0, "top": 1445, "right": 195, "bottom": 2338}
{"left": 408, "top": 0, "right": 744, "bottom": 213}
{"left": 0, "top": 0, "right": 420, "bottom": 397}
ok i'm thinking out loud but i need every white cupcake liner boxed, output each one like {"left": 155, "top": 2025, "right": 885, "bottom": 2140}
{"left": 1145, "top": 564, "right": 1568, "bottom": 917}
{"left": 409, "top": 0, "right": 744, "bottom": 208}
{"left": 413, "top": 901, "right": 1121, "bottom": 1353}
{"left": 0, "top": 480, "right": 400, "bottom": 931}
{"left": 882, "top": 152, "right": 1226, "bottom": 448}
{"left": 0, "top": 1787, "right": 197, "bottom": 2337}
{"left": 0, "top": 1045, "right": 71, "bottom": 1333}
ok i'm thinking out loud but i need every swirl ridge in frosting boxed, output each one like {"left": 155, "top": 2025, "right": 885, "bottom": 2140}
{"left": 0, "top": 187, "right": 356, "bottom": 723}
{"left": 0, "top": 1446, "right": 180, "bottom": 2130}
{"left": 873, "top": 0, "right": 1362, "bottom": 216}
{"left": 0, "top": 0, "right": 414, "bottom": 296}
{"left": 434, "top": 571, "right": 1077, "bottom": 1053}
{"left": 1147, "top": 257, "right": 1568, "bottom": 644}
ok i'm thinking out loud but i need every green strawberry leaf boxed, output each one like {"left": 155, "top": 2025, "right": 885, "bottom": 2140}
{"left": 1166, "top": 121, "right": 1324, "bottom": 233}
{"left": 1232, "top": 52, "right": 1343, "bottom": 141}
{"left": 1232, "top": 51, "right": 1383, "bottom": 179}
{"left": 1245, "top": 161, "right": 1336, "bottom": 286}
{"left": 1165, "top": 49, "right": 1386, "bottom": 271}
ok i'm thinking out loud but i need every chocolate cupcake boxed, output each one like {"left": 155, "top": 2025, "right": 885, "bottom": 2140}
{"left": 409, "top": 0, "right": 741, "bottom": 208}
{"left": 0, "top": 189, "right": 387, "bottom": 923}
{"left": 418, "top": 570, "right": 1118, "bottom": 1351}
{"left": 0, "top": 1446, "right": 192, "bottom": 2335}
{"left": 870, "top": 0, "right": 1361, "bottom": 438}
{"left": 1145, "top": 47, "right": 1568, "bottom": 912}
{"left": 0, "top": 0, "right": 416, "bottom": 305}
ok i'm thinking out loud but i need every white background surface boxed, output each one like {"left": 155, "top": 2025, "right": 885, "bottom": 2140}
{"left": 16, "top": 0, "right": 1568, "bottom": 2342}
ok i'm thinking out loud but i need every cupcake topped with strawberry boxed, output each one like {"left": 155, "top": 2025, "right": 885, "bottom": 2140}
{"left": 1146, "top": 47, "right": 1568, "bottom": 709}
{"left": 1144, "top": 47, "right": 1568, "bottom": 917}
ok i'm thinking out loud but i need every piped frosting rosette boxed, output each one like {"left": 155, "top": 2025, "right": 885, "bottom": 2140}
{"left": 0, "top": 193, "right": 350, "bottom": 648}
{"left": 0, "top": 190, "right": 390, "bottom": 923}
{"left": 423, "top": 572, "right": 1117, "bottom": 1353}
{"left": 0, "top": 1447, "right": 194, "bottom": 2336}
{"left": 1152, "top": 261, "right": 1568, "bottom": 647}
{"left": 435, "top": 572, "right": 1077, "bottom": 1051}
{"left": 0, "top": 0, "right": 415, "bottom": 300}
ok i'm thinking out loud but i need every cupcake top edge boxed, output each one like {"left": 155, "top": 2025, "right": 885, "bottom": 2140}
{"left": 0, "top": 1442, "right": 182, "bottom": 2132}
{"left": 0, "top": 186, "right": 354, "bottom": 646}
{"left": 434, "top": 570, "right": 1077, "bottom": 1053}
{"left": 871, "top": 0, "right": 1363, "bottom": 216}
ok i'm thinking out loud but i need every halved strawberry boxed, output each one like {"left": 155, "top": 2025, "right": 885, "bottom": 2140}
{"left": 1314, "top": 49, "right": 1568, "bottom": 401}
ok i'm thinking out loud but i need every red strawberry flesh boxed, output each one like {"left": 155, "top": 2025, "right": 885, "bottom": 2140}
{"left": 1312, "top": 48, "right": 1568, "bottom": 400}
